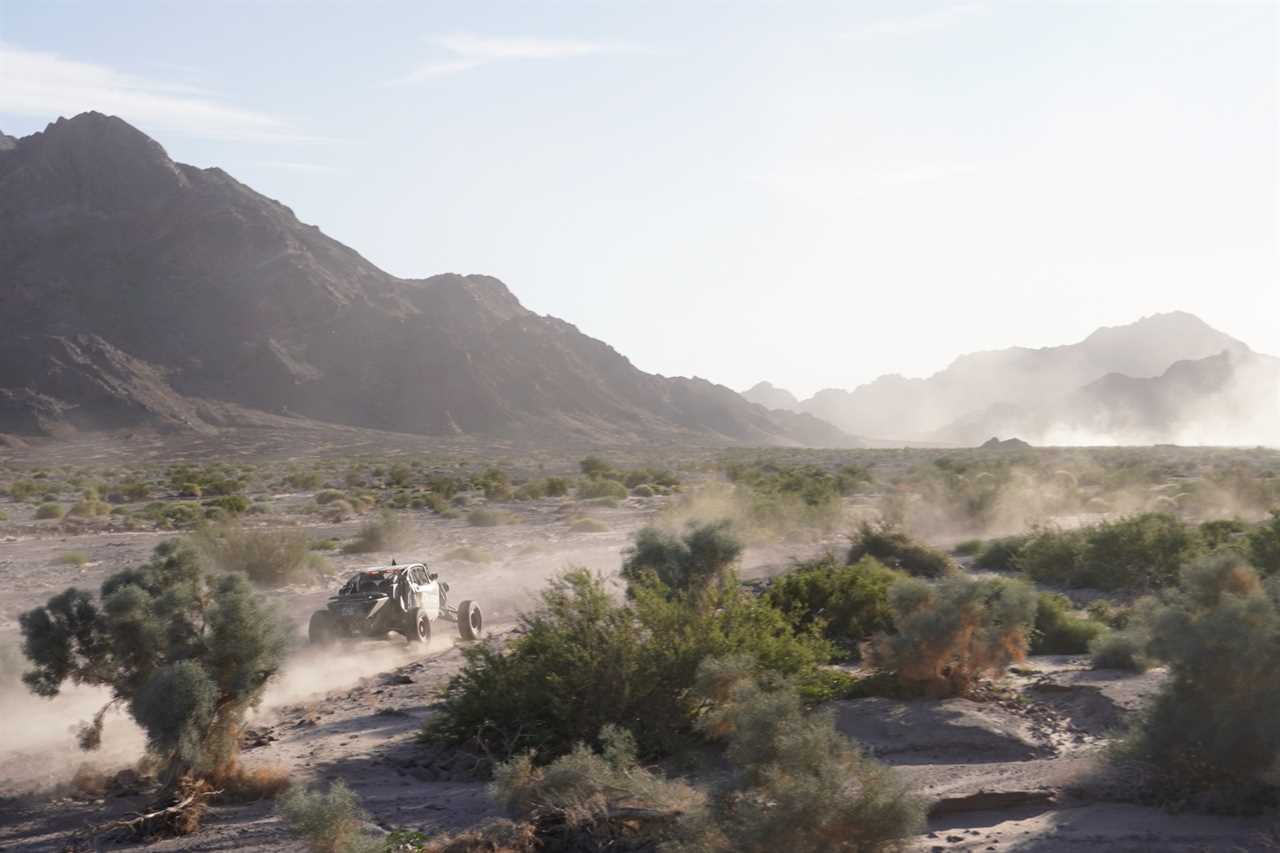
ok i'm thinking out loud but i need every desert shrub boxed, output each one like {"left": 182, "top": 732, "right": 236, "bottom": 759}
{"left": 544, "top": 477, "right": 570, "bottom": 498}
{"left": 315, "top": 489, "right": 346, "bottom": 506}
{"left": 0, "top": 510, "right": 7, "bottom": 521}
{"left": 513, "top": 481, "right": 546, "bottom": 501}
{"left": 974, "top": 535, "right": 1031, "bottom": 572}
{"left": 630, "top": 484, "right": 655, "bottom": 498}
{"left": 68, "top": 499, "right": 112, "bottom": 517}
{"left": 1030, "top": 593, "right": 1106, "bottom": 655}
{"left": 1199, "top": 518, "right": 1250, "bottom": 553}
{"left": 343, "top": 510, "right": 412, "bottom": 554}
{"left": 1248, "top": 510, "right": 1280, "bottom": 576}
{"left": 577, "top": 478, "right": 628, "bottom": 500}
{"left": 9, "top": 479, "right": 39, "bottom": 501}
{"left": 203, "top": 495, "right": 250, "bottom": 515}
{"left": 35, "top": 502, "right": 64, "bottom": 519}
{"left": 284, "top": 470, "right": 323, "bottom": 491}
{"left": 278, "top": 780, "right": 381, "bottom": 853}
{"left": 177, "top": 482, "right": 203, "bottom": 498}
{"left": 492, "top": 724, "right": 696, "bottom": 832}
{"left": 19, "top": 542, "right": 287, "bottom": 788}
{"left": 579, "top": 457, "right": 617, "bottom": 480}
{"left": 193, "top": 524, "right": 315, "bottom": 588}
{"left": 1089, "top": 629, "right": 1150, "bottom": 672}
{"left": 621, "top": 520, "right": 742, "bottom": 593}
{"left": 953, "top": 539, "right": 983, "bottom": 557}
{"left": 114, "top": 480, "right": 152, "bottom": 503}
{"left": 214, "top": 761, "right": 292, "bottom": 802}
{"left": 59, "top": 550, "right": 90, "bottom": 567}
{"left": 1119, "top": 553, "right": 1280, "bottom": 810}
{"left": 151, "top": 502, "right": 204, "bottom": 529}
{"left": 870, "top": 574, "right": 1037, "bottom": 697}
{"left": 467, "top": 508, "right": 515, "bottom": 527}
{"left": 444, "top": 546, "right": 495, "bottom": 563}
{"left": 764, "top": 555, "right": 900, "bottom": 650}
{"left": 676, "top": 657, "right": 925, "bottom": 852}
{"left": 427, "top": 558, "right": 829, "bottom": 761}
{"left": 1018, "top": 515, "right": 1202, "bottom": 591}
{"left": 848, "top": 522, "right": 954, "bottom": 578}
{"left": 1085, "top": 598, "right": 1132, "bottom": 629}
{"left": 569, "top": 517, "right": 608, "bottom": 533}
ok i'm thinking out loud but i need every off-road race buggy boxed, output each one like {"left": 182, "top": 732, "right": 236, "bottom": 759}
{"left": 308, "top": 562, "right": 483, "bottom": 645}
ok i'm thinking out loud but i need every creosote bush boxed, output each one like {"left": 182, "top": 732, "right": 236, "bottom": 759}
{"left": 870, "top": 574, "right": 1037, "bottom": 697}
{"left": 19, "top": 542, "right": 288, "bottom": 790}
{"left": 848, "top": 522, "right": 954, "bottom": 579}
{"left": 671, "top": 656, "right": 925, "bottom": 852}
{"left": 1119, "top": 553, "right": 1280, "bottom": 811}
{"left": 192, "top": 523, "right": 315, "bottom": 588}
{"left": 278, "top": 780, "right": 382, "bottom": 853}
{"left": 1015, "top": 514, "right": 1203, "bottom": 591}
{"left": 427, "top": 521, "right": 829, "bottom": 762}
{"left": 764, "top": 555, "right": 901, "bottom": 651}
{"left": 343, "top": 510, "right": 413, "bottom": 554}
{"left": 621, "top": 520, "right": 742, "bottom": 593}
{"left": 1030, "top": 592, "right": 1106, "bottom": 655}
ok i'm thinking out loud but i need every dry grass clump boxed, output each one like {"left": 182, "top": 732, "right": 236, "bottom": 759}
{"left": 212, "top": 760, "right": 291, "bottom": 802}
{"left": 568, "top": 517, "right": 608, "bottom": 533}
{"left": 59, "top": 549, "right": 91, "bottom": 567}
{"left": 343, "top": 510, "right": 413, "bottom": 554}
{"left": 870, "top": 574, "right": 1037, "bottom": 697}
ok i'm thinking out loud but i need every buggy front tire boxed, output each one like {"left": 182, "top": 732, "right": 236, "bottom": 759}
{"left": 457, "top": 600, "right": 483, "bottom": 641}
{"left": 405, "top": 607, "right": 431, "bottom": 644}
{"left": 308, "top": 610, "right": 337, "bottom": 646}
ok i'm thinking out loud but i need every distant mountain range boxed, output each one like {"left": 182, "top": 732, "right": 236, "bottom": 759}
{"left": 0, "top": 113, "right": 853, "bottom": 447}
{"left": 743, "top": 313, "right": 1279, "bottom": 446}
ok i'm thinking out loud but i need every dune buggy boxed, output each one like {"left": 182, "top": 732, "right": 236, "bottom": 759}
{"left": 308, "top": 562, "right": 483, "bottom": 646}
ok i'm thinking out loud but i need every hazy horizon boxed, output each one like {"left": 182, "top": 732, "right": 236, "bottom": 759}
{"left": 2, "top": 1, "right": 1276, "bottom": 398}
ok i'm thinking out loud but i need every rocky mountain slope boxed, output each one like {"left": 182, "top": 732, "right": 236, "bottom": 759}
{"left": 754, "top": 313, "right": 1274, "bottom": 445}
{"left": 0, "top": 113, "right": 854, "bottom": 447}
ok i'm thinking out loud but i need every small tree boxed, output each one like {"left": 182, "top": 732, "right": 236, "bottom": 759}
{"left": 19, "top": 542, "right": 287, "bottom": 789}
{"left": 1248, "top": 510, "right": 1280, "bottom": 576}
{"left": 870, "top": 575, "right": 1037, "bottom": 697}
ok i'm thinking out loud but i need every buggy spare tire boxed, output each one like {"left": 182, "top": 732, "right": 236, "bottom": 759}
{"left": 308, "top": 610, "right": 337, "bottom": 646}
{"left": 457, "top": 600, "right": 483, "bottom": 640}
{"left": 405, "top": 607, "right": 430, "bottom": 644}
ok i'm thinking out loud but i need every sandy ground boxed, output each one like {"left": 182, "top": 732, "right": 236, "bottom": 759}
{"left": 0, "top": 504, "right": 1274, "bottom": 851}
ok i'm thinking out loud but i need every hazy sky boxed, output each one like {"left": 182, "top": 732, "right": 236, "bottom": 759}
{"left": 2, "top": 1, "right": 1276, "bottom": 397}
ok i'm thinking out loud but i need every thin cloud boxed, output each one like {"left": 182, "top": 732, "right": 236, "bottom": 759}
{"left": 0, "top": 42, "right": 317, "bottom": 142}
{"left": 846, "top": 3, "right": 989, "bottom": 39}
{"left": 396, "top": 33, "right": 636, "bottom": 82}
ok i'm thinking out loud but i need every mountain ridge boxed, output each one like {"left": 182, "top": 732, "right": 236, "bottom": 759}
{"left": 0, "top": 113, "right": 857, "bottom": 447}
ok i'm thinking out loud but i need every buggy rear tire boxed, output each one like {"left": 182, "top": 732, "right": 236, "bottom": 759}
{"left": 457, "top": 600, "right": 483, "bottom": 641}
{"left": 405, "top": 607, "right": 431, "bottom": 644}
{"left": 308, "top": 610, "right": 337, "bottom": 646}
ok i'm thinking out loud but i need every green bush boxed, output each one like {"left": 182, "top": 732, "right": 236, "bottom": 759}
{"left": 203, "top": 495, "right": 250, "bottom": 515}
{"left": 579, "top": 457, "right": 617, "bottom": 480}
{"left": 974, "top": 535, "right": 1031, "bottom": 572}
{"left": 678, "top": 657, "right": 925, "bottom": 852}
{"left": 953, "top": 539, "right": 983, "bottom": 557}
{"left": 848, "top": 522, "right": 954, "bottom": 578}
{"left": 284, "top": 470, "right": 323, "bottom": 491}
{"left": 870, "top": 574, "right": 1037, "bottom": 697}
{"left": 35, "top": 502, "right": 64, "bottom": 520}
{"left": 1030, "top": 593, "right": 1106, "bottom": 655}
{"left": 314, "top": 489, "right": 346, "bottom": 506}
{"left": 1017, "top": 515, "right": 1202, "bottom": 591}
{"left": 426, "top": 557, "right": 829, "bottom": 761}
{"left": 193, "top": 524, "right": 315, "bottom": 588}
{"left": 577, "top": 478, "right": 628, "bottom": 500}
{"left": 9, "top": 480, "right": 38, "bottom": 502}
{"left": 1089, "top": 629, "right": 1150, "bottom": 672}
{"left": 68, "top": 499, "right": 111, "bottom": 518}
{"left": 621, "top": 520, "right": 742, "bottom": 593}
{"left": 59, "top": 550, "right": 90, "bottom": 567}
{"left": 543, "top": 477, "right": 570, "bottom": 498}
{"left": 1120, "top": 553, "right": 1280, "bottom": 810}
{"left": 1248, "top": 510, "right": 1280, "bottom": 576}
{"left": 19, "top": 543, "right": 287, "bottom": 787}
{"left": 278, "top": 780, "right": 381, "bottom": 853}
{"left": 343, "top": 510, "right": 412, "bottom": 554}
{"left": 513, "top": 481, "right": 546, "bottom": 501}
{"left": 764, "top": 556, "right": 900, "bottom": 650}
{"left": 630, "top": 484, "right": 656, "bottom": 498}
